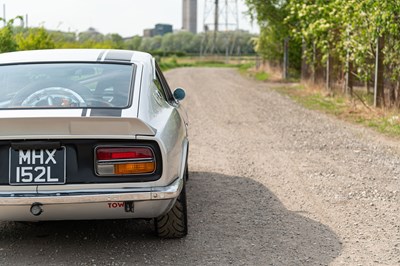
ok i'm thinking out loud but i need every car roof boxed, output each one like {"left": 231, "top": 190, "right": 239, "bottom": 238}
{"left": 0, "top": 49, "right": 153, "bottom": 65}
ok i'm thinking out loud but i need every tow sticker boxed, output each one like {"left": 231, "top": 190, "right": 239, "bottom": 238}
{"left": 107, "top": 202, "right": 134, "bottom": 213}
{"left": 107, "top": 202, "right": 125, "bottom": 208}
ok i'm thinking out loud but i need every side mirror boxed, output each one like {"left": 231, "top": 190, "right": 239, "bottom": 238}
{"left": 173, "top": 88, "right": 186, "bottom": 101}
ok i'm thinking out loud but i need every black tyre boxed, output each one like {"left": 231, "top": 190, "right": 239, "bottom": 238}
{"left": 185, "top": 162, "right": 189, "bottom": 181}
{"left": 155, "top": 183, "right": 188, "bottom": 238}
{"left": 185, "top": 144, "right": 189, "bottom": 181}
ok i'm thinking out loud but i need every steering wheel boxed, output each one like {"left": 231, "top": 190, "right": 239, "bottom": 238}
{"left": 19, "top": 87, "right": 87, "bottom": 107}
{"left": 10, "top": 78, "right": 91, "bottom": 108}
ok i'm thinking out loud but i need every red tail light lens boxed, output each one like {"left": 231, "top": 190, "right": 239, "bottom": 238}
{"left": 96, "top": 147, "right": 153, "bottom": 161}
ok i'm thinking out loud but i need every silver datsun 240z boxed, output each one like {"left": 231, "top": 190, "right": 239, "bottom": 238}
{"left": 0, "top": 49, "right": 189, "bottom": 238}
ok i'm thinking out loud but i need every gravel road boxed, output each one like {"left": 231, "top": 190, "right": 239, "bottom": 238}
{"left": 1, "top": 68, "right": 399, "bottom": 265}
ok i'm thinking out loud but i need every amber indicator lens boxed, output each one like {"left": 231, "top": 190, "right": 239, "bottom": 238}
{"left": 114, "top": 162, "right": 156, "bottom": 175}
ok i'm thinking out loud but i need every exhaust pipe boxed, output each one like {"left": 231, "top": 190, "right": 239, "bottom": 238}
{"left": 30, "top": 203, "right": 43, "bottom": 216}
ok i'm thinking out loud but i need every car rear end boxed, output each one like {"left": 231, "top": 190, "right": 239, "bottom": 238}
{"left": 0, "top": 50, "right": 188, "bottom": 238}
{"left": 0, "top": 126, "right": 180, "bottom": 221}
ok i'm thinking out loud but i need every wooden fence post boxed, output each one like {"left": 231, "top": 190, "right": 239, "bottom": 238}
{"left": 374, "top": 34, "right": 385, "bottom": 107}
{"left": 345, "top": 50, "right": 353, "bottom": 96}
{"left": 283, "top": 37, "right": 289, "bottom": 80}
{"left": 301, "top": 38, "right": 310, "bottom": 81}
{"left": 326, "top": 51, "right": 331, "bottom": 91}
{"left": 312, "top": 42, "right": 316, "bottom": 84}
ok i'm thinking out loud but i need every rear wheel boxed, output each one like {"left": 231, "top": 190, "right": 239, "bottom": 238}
{"left": 154, "top": 182, "right": 188, "bottom": 238}
{"left": 185, "top": 162, "right": 189, "bottom": 181}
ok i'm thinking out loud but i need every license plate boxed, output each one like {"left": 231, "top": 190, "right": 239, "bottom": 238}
{"left": 9, "top": 148, "right": 66, "bottom": 185}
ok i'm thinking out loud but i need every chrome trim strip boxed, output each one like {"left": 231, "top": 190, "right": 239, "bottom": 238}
{"left": 0, "top": 176, "right": 183, "bottom": 206}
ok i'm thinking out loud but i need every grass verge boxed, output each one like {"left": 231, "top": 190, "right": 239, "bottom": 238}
{"left": 273, "top": 84, "right": 400, "bottom": 138}
{"left": 158, "top": 56, "right": 255, "bottom": 72}
{"left": 254, "top": 71, "right": 270, "bottom": 81}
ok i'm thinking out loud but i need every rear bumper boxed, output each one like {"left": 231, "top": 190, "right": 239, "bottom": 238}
{"left": 0, "top": 177, "right": 183, "bottom": 221}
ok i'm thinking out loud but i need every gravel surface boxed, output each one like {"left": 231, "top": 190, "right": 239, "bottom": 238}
{"left": 0, "top": 67, "right": 399, "bottom": 265}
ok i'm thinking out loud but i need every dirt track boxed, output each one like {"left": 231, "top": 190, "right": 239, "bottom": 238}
{"left": 0, "top": 68, "right": 399, "bottom": 265}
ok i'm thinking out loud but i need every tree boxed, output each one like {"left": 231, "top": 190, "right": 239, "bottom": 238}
{"left": 124, "top": 35, "right": 142, "bottom": 50}
{"left": 189, "top": 34, "right": 202, "bottom": 54}
{"left": 0, "top": 16, "right": 23, "bottom": 53}
{"left": 16, "top": 27, "right": 55, "bottom": 50}
{"left": 78, "top": 27, "right": 104, "bottom": 43}
{"left": 105, "top": 33, "right": 124, "bottom": 49}
{"left": 285, "top": 0, "right": 400, "bottom": 106}
{"left": 140, "top": 35, "right": 162, "bottom": 51}
{"left": 51, "top": 31, "right": 76, "bottom": 44}
{"left": 139, "top": 37, "right": 152, "bottom": 52}
{"left": 200, "top": 31, "right": 256, "bottom": 56}
{"left": 246, "top": 0, "right": 301, "bottom": 72}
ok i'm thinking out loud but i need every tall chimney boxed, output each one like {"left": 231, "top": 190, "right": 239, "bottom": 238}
{"left": 182, "top": 0, "right": 197, "bottom": 34}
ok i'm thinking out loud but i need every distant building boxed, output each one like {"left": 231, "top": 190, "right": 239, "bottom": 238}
{"left": 154, "top": 24, "right": 173, "bottom": 36}
{"left": 182, "top": 0, "right": 197, "bottom": 34}
{"left": 143, "top": 24, "right": 173, "bottom": 37}
{"left": 143, "top": 28, "right": 155, "bottom": 38}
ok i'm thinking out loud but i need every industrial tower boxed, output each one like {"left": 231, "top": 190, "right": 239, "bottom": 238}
{"left": 201, "top": 0, "right": 239, "bottom": 55}
{"left": 203, "top": 0, "right": 239, "bottom": 32}
{"left": 182, "top": 0, "right": 197, "bottom": 34}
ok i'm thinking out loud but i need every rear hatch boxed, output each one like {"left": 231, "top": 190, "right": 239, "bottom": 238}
{"left": 0, "top": 115, "right": 162, "bottom": 186}
{"left": 0, "top": 115, "right": 155, "bottom": 139}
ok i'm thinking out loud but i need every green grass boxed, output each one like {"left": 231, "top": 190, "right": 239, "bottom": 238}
{"left": 159, "top": 60, "right": 192, "bottom": 71}
{"left": 193, "top": 61, "right": 236, "bottom": 68}
{"left": 159, "top": 57, "right": 256, "bottom": 72}
{"left": 358, "top": 116, "right": 400, "bottom": 136}
{"left": 254, "top": 72, "right": 270, "bottom": 81}
{"left": 300, "top": 94, "right": 346, "bottom": 115}
{"left": 272, "top": 85, "right": 400, "bottom": 138}
{"left": 238, "top": 63, "right": 254, "bottom": 74}
{"left": 275, "top": 86, "right": 347, "bottom": 115}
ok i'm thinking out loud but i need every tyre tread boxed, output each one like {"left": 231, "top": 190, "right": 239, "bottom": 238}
{"left": 155, "top": 185, "right": 188, "bottom": 238}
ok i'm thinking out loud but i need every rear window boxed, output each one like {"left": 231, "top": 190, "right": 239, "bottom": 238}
{"left": 0, "top": 63, "right": 134, "bottom": 109}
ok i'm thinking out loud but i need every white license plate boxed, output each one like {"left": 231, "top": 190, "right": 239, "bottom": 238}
{"left": 9, "top": 148, "right": 66, "bottom": 185}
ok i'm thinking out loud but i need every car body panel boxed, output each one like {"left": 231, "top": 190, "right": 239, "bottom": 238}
{"left": 0, "top": 116, "right": 156, "bottom": 139}
{"left": 0, "top": 200, "right": 175, "bottom": 221}
{"left": 0, "top": 174, "right": 183, "bottom": 221}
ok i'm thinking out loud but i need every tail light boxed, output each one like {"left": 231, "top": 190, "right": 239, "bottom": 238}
{"left": 95, "top": 147, "right": 156, "bottom": 176}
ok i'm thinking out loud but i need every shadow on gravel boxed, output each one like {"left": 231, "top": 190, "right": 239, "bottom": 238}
{"left": 0, "top": 172, "right": 341, "bottom": 265}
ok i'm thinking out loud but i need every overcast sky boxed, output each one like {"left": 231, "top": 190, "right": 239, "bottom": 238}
{"left": 0, "top": 0, "right": 259, "bottom": 37}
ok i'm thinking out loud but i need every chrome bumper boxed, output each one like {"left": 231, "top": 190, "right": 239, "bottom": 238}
{"left": 0, "top": 177, "right": 183, "bottom": 206}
